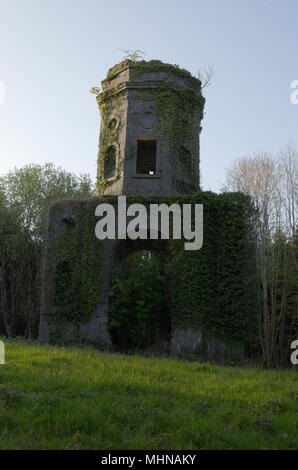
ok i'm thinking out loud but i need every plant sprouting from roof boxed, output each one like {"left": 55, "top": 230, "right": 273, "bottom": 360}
{"left": 119, "top": 48, "right": 146, "bottom": 62}
{"left": 90, "top": 86, "right": 101, "bottom": 95}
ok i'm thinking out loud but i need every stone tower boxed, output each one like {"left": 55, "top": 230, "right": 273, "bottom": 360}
{"left": 39, "top": 60, "right": 254, "bottom": 364}
{"left": 95, "top": 60, "right": 205, "bottom": 197}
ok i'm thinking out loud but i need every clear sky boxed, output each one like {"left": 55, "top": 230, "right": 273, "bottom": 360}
{"left": 0, "top": 0, "right": 297, "bottom": 192}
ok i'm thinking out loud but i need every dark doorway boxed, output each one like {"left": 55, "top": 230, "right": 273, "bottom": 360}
{"left": 108, "top": 239, "right": 170, "bottom": 353}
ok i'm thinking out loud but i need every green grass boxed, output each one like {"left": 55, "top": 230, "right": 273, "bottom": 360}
{"left": 0, "top": 338, "right": 297, "bottom": 450}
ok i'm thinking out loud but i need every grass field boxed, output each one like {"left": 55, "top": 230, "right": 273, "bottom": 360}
{"left": 0, "top": 338, "right": 297, "bottom": 450}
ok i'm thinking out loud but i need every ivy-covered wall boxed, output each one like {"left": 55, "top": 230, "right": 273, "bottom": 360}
{"left": 166, "top": 192, "right": 258, "bottom": 346}
{"left": 141, "top": 81, "right": 204, "bottom": 192}
{"left": 47, "top": 200, "right": 103, "bottom": 331}
{"left": 96, "top": 88, "right": 126, "bottom": 195}
{"left": 44, "top": 191, "right": 258, "bottom": 351}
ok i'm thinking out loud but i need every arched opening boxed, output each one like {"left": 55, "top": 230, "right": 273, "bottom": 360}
{"left": 104, "top": 145, "right": 117, "bottom": 179}
{"left": 108, "top": 239, "right": 171, "bottom": 353}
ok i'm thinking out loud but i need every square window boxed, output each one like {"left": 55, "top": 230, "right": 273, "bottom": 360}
{"left": 136, "top": 140, "right": 157, "bottom": 174}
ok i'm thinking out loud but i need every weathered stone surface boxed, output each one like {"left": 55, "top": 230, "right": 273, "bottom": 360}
{"left": 39, "top": 61, "right": 244, "bottom": 364}
{"left": 171, "top": 328, "right": 244, "bottom": 365}
{"left": 96, "top": 60, "right": 204, "bottom": 197}
{"left": 39, "top": 199, "right": 114, "bottom": 348}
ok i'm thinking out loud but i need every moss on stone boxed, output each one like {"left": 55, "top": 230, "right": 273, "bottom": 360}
{"left": 141, "top": 81, "right": 204, "bottom": 186}
{"left": 130, "top": 60, "right": 201, "bottom": 88}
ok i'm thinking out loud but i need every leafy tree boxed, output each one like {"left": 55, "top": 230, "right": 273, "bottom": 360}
{"left": 0, "top": 163, "right": 95, "bottom": 338}
{"left": 0, "top": 162, "right": 94, "bottom": 241}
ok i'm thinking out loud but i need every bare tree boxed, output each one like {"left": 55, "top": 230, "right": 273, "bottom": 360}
{"left": 277, "top": 145, "right": 298, "bottom": 237}
{"left": 223, "top": 148, "right": 298, "bottom": 367}
{"left": 197, "top": 66, "right": 214, "bottom": 88}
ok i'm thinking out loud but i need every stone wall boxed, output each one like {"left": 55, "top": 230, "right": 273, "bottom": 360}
{"left": 39, "top": 194, "right": 255, "bottom": 365}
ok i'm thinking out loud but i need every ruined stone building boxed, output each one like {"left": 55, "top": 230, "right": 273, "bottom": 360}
{"left": 39, "top": 60, "right": 257, "bottom": 363}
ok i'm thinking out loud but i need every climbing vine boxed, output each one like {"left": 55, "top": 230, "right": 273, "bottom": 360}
{"left": 52, "top": 201, "right": 102, "bottom": 329}
{"left": 96, "top": 88, "right": 124, "bottom": 194}
{"left": 51, "top": 192, "right": 257, "bottom": 347}
{"left": 130, "top": 60, "right": 201, "bottom": 88}
{"left": 94, "top": 60, "right": 205, "bottom": 194}
{"left": 165, "top": 192, "right": 258, "bottom": 345}
{"left": 141, "top": 81, "right": 204, "bottom": 190}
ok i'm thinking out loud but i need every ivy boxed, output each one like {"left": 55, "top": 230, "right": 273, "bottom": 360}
{"left": 166, "top": 192, "right": 258, "bottom": 345}
{"left": 96, "top": 89, "right": 124, "bottom": 195}
{"left": 105, "top": 59, "right": 202, "bottom": 88}
{"left": 96, "top": 60, "right": 205, "bottom": 194}
{"left": 52, "top": 201, "right": 102, "bottom": 327}
{"left": 130, "top": 60, "right": 201, "bottom": 88}
{"left": 141, "top": 81, "right": 204, "bottom": 186}
{"left": 51, "top": 193, "right": 257, "bottom": 348}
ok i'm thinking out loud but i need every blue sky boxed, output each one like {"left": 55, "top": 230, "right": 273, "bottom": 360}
{"left": 0, "top": 0, "right": 297, "bottom": 192}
